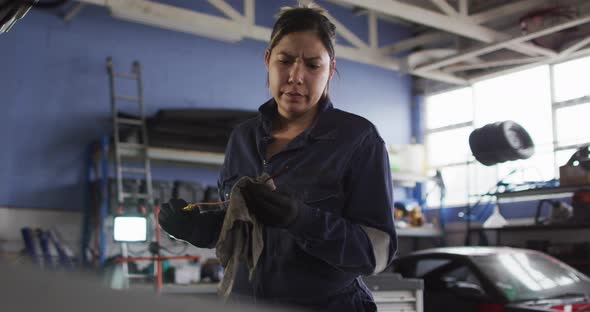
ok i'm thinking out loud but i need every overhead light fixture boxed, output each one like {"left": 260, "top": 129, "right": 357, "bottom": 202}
{"left": 108, "top": 0, "right": 244, "bottom": 43}
{"left": 113, "top": 216, "right": 147, "bottom": 242}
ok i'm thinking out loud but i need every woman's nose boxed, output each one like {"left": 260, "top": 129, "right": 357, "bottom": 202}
{"left": 288, "top": 62, "right": 304, "bottom": 85}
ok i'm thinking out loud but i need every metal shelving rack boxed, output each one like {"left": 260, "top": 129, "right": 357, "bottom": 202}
{"left": 82, "top": 59, "right": 224, "bottom": 293}
{"left": 391, "top": 172, "right": 445, "bottom": 240}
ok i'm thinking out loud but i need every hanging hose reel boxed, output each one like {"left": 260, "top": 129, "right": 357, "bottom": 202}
{"left": 469, "top": 120, "right": 535, "bottom": 166}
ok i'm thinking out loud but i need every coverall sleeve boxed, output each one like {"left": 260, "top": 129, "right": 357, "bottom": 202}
{"left": 287, "top": 129, "right": 397, "bottom": 275}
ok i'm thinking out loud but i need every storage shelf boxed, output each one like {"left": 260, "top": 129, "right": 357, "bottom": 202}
{"left": 119, "top": 147, "right": 434, "bottom": 183}
{"left": 160, "top": 283, "right": 218, "bottom": 294}
{"left": 470, "top": 223, "right": 590, "bottom": 232}
{"left": 391, "top": 172, "right": 432, "bottom": 183}
{"left": 119, "top": 146, "right": 225, "bottom": 166}
{"left": 397, "top": 226, "right": 442, "bottom": 237}
{"left": 490, "top": 185, "right": 590, "bottom": 199}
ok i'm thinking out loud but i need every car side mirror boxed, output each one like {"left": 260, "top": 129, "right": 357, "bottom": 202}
{"left": 449, "top": 281, "right": 486, "bottom": 299}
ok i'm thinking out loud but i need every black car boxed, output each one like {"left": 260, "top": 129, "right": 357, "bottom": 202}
{"left": 390, "top": 247, "right": 590, "bottom": 312}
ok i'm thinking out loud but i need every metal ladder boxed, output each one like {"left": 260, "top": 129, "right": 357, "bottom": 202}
{"left": 106, "top": 57, "right": 154, "bottom": 287}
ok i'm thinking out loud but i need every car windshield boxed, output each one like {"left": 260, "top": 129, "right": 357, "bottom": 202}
{"left": 475, "top": 252, "right": 590, "bottom": 302}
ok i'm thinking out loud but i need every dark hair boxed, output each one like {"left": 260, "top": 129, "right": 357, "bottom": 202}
{"left": 268, "top": 4, "right": 336, "bottom": 61}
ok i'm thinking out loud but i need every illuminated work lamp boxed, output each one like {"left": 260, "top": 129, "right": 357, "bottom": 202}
{"left": 113, "top": 216, "right": 147, "bottom": 242}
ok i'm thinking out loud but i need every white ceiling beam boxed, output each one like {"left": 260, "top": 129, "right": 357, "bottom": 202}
{"left": 335, "top": 0, "right": 556, "bottom": 57}
{"left": 416, "top": 15, "right": 590, "bottom": 72}
{"left": 469, "top": 0, "right": 550, "bottom": 24}
{"left": 79, "top": 0, "right": 102, "bottom": 4}
{"left": 337, "top": 0, "right": 496, "bottom": 42}
{"left": 336, "top": 46, "right": 398, "bottom": 70}
{"left": 77, "top": 0, "right": 469, "bottom": 85}
{"left": 459, "top": 0, "right": 468, "bottom": 16}
{"left": 559, "top": 36, "right": 590, "bottom": 57}
{"left": 443, "top": 57, "right": 545, "bottom": 73}
{"left": 379, "top": 31, "right": 446, "bottom": 55}
{"left": 248, "top": 24, "right": 271, "bottom": 41}
{"left": 107, "top": 0, "right": 245, "bottom": 42}
{"left": 336, "top": 47, "right": 466, "bottom": 84}
{"left": 469, "top": 47, "right": 590, "bottom": 83}
{"left": 207, "top": 0, "right": 243, "bottom": 22}
{"left": 368, "top": 10, "right": 378, "bottom": 48}
{"left": 430, "top": 0, "right": 458, "bottom": 16}
{"left": 414, "top": 70, "right": 468, "bottom": 85}
{"left": 244, "top": 0, "right": 254, "bottom": 25}
{"left": 325, "top": 12, "right": 369, "bottom": 49}
{"left": 63, "top": 2, "right": 87, "bottom": 22}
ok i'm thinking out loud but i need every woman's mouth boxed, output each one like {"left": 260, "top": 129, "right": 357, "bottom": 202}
{"left": 284, "top": 92, "right": 304, "bottom": 99}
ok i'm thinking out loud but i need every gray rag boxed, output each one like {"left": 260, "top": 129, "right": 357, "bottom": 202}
{"left": 215, "top": 174, "right": 274, "bottom": 300}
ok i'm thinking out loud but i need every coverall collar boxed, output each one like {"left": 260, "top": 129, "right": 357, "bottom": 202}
{"left": 258, "top": 96, "right": 337, "bottom": 141}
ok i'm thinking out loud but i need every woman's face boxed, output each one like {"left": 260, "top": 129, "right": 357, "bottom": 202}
{"left": 265, "top": 31, "right": 335, "bottom": 120}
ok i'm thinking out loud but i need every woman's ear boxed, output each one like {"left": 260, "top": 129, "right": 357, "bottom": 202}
{"left": 329, "top": 59, "right": 336, "bottom": 80}
{"left": 264, "top": 49, "right": 271, "bottom": 71}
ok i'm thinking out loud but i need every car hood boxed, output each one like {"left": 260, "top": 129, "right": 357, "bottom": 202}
{"left": 508, "top": 297, "right": 590, "bottom": 312}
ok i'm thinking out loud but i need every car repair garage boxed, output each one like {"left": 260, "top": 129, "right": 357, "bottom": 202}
{"left": 1, "top": 0, "right": 590, "bottom": 311}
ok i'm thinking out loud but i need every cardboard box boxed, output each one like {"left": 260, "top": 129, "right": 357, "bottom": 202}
{"left": 559, "top": 165, "right": 590, "bottom": 186}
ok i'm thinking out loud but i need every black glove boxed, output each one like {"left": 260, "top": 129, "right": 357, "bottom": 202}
{"left": 241, "top": 180, "right": 299, "bottom": 227}
{"left": 158, "top": 198, "right": 222, "bottom": 247}
{"left": 158, "top": 198, "right": 194, "bottom": 240}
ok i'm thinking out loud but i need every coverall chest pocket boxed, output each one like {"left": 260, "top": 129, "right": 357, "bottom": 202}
{"left": 301, "top": 183, "right": 342, "bottom": 214}
{"left": 273, "top": 186, "right": 342, "bottom": 257}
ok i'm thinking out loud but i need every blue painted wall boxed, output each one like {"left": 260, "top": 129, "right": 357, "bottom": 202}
{"left": 0, "top": 1, "right": 412, "bottom": 211}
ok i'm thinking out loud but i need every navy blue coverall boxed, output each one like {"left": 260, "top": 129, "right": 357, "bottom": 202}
{"left": 190, "top": 97, "right": 397, "bottom": 311}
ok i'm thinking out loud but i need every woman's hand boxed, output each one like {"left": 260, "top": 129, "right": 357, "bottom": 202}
{"left": 158, "top": 198, "right": 197, "bottom": 240}
{"left": 241, "top": 181, "right": 299, "bottom": 227}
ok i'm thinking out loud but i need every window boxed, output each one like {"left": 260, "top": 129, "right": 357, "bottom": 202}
{"left": 424, "top": 55, "right": 590, "bottom": 208}
{"left": 441, "top": 265, "right": 483, "bottom": 289}
{"left": 415, "top": 259, "right": 452, "bottom": 277}
{"left": 474, "top": 65, "right": 554, "bottom": 184}
{"left": 555, "top": 102, "right": 590, "bottom": 148}
{"left": 424, "top": 87, "right": 474, "bottom": 207}
{"left": 553, "top": 56, "right": 590, "bottom": 102}
{"left": 425, "top": 88, "right": 473, "bottom": 129}
{"left": 426, "top": 127, "right": 473, "bottom": 167}
{"left": 552, "top": 55, "right": 590, "bottom": 174}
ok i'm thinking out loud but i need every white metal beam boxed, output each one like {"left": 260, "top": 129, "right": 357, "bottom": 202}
{"left": 77, "top": 0, "right": 470, "bottom": 85}
{"left": 63, "top": 2, "right": 87, "bottom": 22}
{"left": 459, "top": 0, "right": 468, "bottom": 16}
{"left": 337, "top": 0, "right": 495, "bottom": 41}
{"left": 559, "top": 36, "right": 590, "bottom": 57}
{"left": 207, "top": 0, "right": 243, "bottom": 22}
{"left": 368, "top": 10, "right": 378, "bottom": 49}
{"left": 244, "top": 0, "right": 254, "bottom": 25}
{"left": 108, "top": 0, "right": 244, "bottom": 42}
{"left": 469, "top": 47, "right": 590, "bottom": 83}
{"left": 443, "top": 57, "right": 544, "bottom": 73}
{"left": 470, "top": 0, "right": 550, "bottom": 24}
{"left": 325, "top": 12, "right": 369, "bottom": 49}
{"left": 414, "top": 70, "right": 468, "bottom": 85}
{"left": 379, "top": 32, "right": 446, "bottom": 55}
{"left": 430, "top": 0, "right": 458, "bottom": 16}
{"left": 335, "top": 0, "right": 556, "bottom": 57}
{"left": 79, "top": 0, "right": 102, "bottom": 4}
{"left": 417, "top": 15, "right": 590, "bottom": 72}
